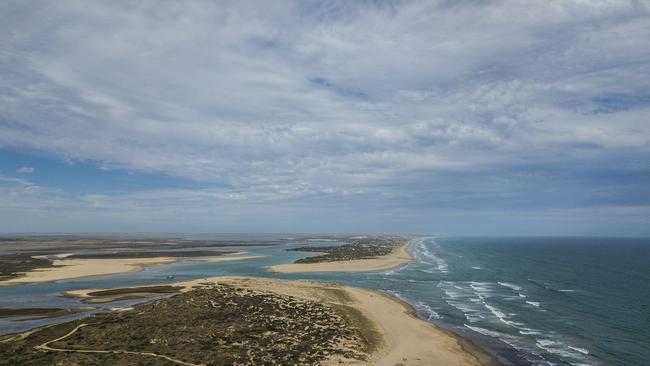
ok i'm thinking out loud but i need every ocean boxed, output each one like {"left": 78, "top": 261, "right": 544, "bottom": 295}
{"left": 1, "top": 236, "right": 648, "bottom": 365}
{"left": 373, "top": 237, "right": 650, "bottom": 366}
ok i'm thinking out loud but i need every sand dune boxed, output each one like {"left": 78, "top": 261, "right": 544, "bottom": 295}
{"left": 187, "top": 277, "right": 496, "bottom": 366}
{"left": 64, "top": 276, "right": 496, "bottom": 366}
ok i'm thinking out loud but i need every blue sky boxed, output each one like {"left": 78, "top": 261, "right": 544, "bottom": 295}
{"left": 1, "top": 0, "right": 649, "bottom": 235}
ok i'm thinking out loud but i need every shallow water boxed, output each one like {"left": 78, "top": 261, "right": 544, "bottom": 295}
{"left": 1, "top": 236, "right": 648, "bottom": 366}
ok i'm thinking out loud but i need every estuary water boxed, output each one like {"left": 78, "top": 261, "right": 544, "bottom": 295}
{"left": 1, "top": 236, "right": 648, "bottom": 366}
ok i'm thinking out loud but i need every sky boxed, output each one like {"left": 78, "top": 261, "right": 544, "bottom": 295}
{"left": 1, "top": 0, "right": 649, "bottom": 235}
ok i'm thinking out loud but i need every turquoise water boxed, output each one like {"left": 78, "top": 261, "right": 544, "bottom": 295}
{"left": 1, "top": 236, "right": 648, "bottom": 365}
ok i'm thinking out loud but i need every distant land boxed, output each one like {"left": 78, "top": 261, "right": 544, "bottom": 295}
{"left": 1, "top": 234, "right": 497, "bottom": 366}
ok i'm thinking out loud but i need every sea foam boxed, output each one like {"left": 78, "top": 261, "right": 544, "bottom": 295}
{"left": 415, "top": 240, "right": 449, "bottom": 273}
{"left": 498, "top": 282, "right": 523, "bottom": 291}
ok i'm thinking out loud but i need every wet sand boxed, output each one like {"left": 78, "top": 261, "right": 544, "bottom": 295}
{"left": 267, "top": 242, "right": 414, "bottom": 273}
{"left": 0, "top": 257, "right": 177, "bottom": 286}
{"left": 192, "top": 252, "right": 266, "bottom": 263}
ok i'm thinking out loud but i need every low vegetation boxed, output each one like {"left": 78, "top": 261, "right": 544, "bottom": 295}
{"left": 0, "top": 283, "right": 372, "bottom": 365}
{"left": 289, "top": 236, "right": 410, "bottom": 264}
{"left": 0, "top": 254, "right": 54, "bottom": 281}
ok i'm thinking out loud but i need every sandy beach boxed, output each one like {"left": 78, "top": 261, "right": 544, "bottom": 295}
{"left": 0, "top": 251, "right": 268, "bottom": 287}
{"left": 66, "top": 276, "right": 495, "bottom": 366}
{"left": 0, "top": 257, "right": 178, "bottom": 286}
{"left": 268, "top": 241, "right": 414, "bottom": 273}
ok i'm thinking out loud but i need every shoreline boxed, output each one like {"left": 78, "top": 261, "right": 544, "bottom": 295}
{"left": 191, "top": 252, "right": 266, "bottom": 263}
{"left": 0, "top": 257, "right": 178, "bottom": 287}
{"left": 0, "top": 253, "right": 265, "bottom": 287}
{"left": 267, "top": 239, "right": 416, "bottom": 273}
{"left": 48, "top": 276, "right": 497, "bottom": 366}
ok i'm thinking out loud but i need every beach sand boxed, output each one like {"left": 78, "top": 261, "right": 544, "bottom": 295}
{"left": 215, "top": 277, "right": 496, "bottom": 366}
{"left": 192, "top": 252, "right": 266, "bottom": 263}
{"left": 1, "top": 252, "right": 267, "bottom": 287}
{"left": 0, "top": 257, "right": 178, "bottom": 286}
{"left": 66, "top": 276, "right": 495, "bottom": 366}
{"left": 267, "top": 241, "right": 414, "bottom": 273}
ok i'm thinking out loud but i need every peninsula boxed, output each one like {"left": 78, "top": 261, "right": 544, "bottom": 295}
{"left": 0, "top": 276, "right": 496, "bottom": 366}
{"left": 268, "top": 236, "right": 415, "bottom": 273}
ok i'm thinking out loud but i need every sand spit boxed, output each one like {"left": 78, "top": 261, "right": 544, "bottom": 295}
{"left": 64, "top": 285, "right": 184, "bottom": 304}
{"left": 1, "top": 252, "right": 267, "bottom": 287}
{"left": 60, "top": 276, "right": 495, "bottom": 366}
{"left": 268, "top": 241, "right": 414, "bottom": 273}
{"left": 0, "top": 257, "right": 177, "bottom": 287}
{"left": 192, "top": 252, "right": 266, "bottom": 263}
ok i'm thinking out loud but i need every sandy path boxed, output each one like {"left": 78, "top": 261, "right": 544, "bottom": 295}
{"left": 267, "top": 241, "right": 414, "bottom": 273}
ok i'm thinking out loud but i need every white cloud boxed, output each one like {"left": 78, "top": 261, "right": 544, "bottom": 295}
{"left": 16, "top": 167, "right": 34, "bottom": 174}
{"left": 0, "top": 1, "right": 649, "bottom": 234}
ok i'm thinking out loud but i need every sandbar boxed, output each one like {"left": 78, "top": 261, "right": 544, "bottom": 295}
{"left": 1, "top": 251, "right": 268, "bottom": 287}
{"left": 0, "top": 257, "right": 177, "bottom": 286}
{"left": 63, "top": 285, "right": 184, "bottom": 304}
{"left": 193, "top": 252, "right": 266, "bottom": 263}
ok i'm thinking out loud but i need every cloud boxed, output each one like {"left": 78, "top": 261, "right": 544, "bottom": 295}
{"left": 0, "top": 171, "right": 646, "bottom": 235}
{"left": 0, "top": 0, "right": 649, "bottom": 234}
{"left": 16, "top": 166, "right": 34, "bottom": 174}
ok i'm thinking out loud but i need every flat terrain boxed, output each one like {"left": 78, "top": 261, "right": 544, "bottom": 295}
{"left": 66, "top": 251, "right": 234, "bottom": 259}
{"left": 0, "top": 254, "right": 55, "bottom": 282}
{"left": 268, "top": 236, "right": 415, "bottom": 273}
{"left": 289, "top": 236, "right": 409, "bottom": 264}
{"left": 64, "top": 285, "right": 184, "bottom": 304}
{"left": 0, "top": 236, "right": 281, "bottom": 253}
{"left": 0, "top": 257, "right": 180, "bottom": 286}
{"left": 0, "top": 251, "right": 231, "bottom": 285}
{"left": 0, "top": 235, "right": 274, "bottom": 286}
{"left": 0, "top": 307, "right": 90, "bottom": 320}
